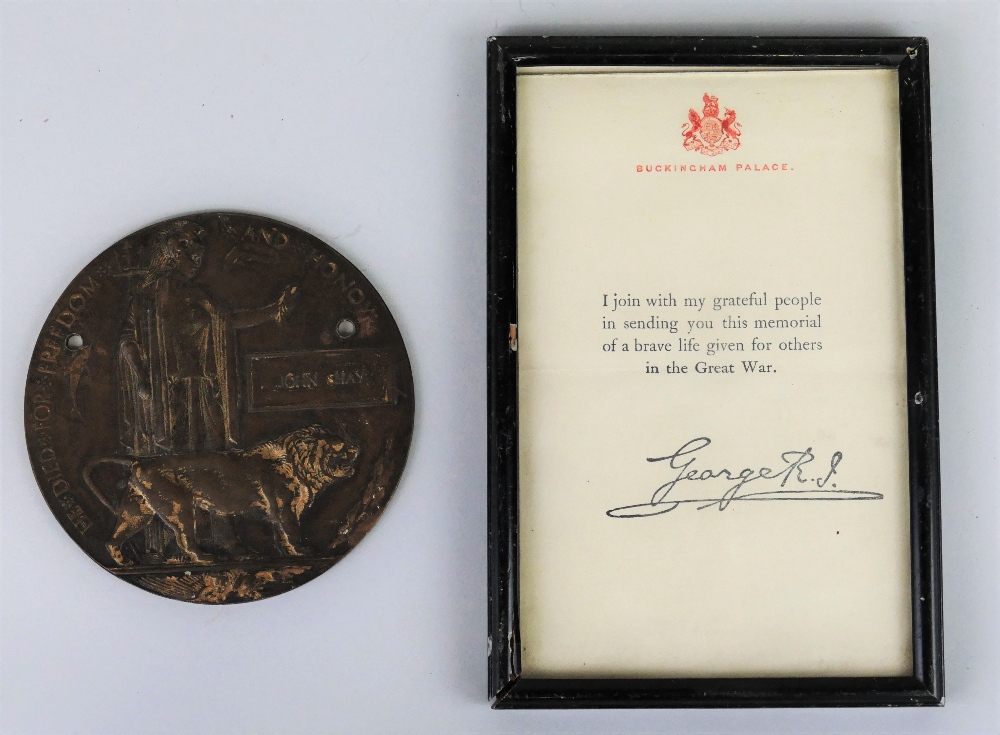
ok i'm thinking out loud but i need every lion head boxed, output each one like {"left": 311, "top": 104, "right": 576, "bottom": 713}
{"left": 248, "top": 425, "right": 360, "bottom": 521}
{"left": 281, "top": 424, "right": 360, "bottom": 484}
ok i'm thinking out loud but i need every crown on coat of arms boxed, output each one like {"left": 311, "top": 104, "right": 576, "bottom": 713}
{"left": 702, "top": 94, "right": 720, "bottom": 118}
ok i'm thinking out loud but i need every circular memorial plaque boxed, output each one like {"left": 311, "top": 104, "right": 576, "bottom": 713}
{"left": 24, "top": 213, "right": 414, "bottom": 603}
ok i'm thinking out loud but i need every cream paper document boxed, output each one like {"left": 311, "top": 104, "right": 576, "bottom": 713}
{"left": 516, "top": 68, "right": 912, "bottom": 678}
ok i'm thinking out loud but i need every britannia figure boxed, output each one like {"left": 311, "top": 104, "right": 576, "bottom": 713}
{"left": 118, "top": 220, "right": 296, "bottom": 455}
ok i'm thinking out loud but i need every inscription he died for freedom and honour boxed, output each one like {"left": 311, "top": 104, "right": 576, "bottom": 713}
{"left": 24, "top": 213, "right": 414, "bottom": 603}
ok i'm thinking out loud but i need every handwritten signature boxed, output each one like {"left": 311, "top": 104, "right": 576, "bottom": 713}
{"left": 606, "top": 437, "right": 882, "bottom": 518}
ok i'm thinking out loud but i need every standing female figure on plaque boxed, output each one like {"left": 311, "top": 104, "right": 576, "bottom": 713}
{"left": 118, "top": 220, "right": 296, "bottom": 456}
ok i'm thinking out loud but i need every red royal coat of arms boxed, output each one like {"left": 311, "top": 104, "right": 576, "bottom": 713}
{"left": 682, "top": 93, "right": 741, "bottom": 156}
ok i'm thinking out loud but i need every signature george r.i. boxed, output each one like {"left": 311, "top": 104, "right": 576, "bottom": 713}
{"left": 606, "top": 437, "right": 883, "bottom": 518}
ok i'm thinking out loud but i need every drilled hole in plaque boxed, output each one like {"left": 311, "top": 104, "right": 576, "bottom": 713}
{"left": 65, "top": 333, "right": 85, "bottom": 351}
{"left": 336, "top": 318, "right": 357, "bottom": 339}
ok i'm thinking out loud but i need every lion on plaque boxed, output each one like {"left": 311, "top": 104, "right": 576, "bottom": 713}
{"left": 83, "top": 426, "right": 360, "bottom": 565}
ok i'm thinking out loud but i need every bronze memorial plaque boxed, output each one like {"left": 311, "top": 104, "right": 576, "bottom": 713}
{"left": 24, "top": 213, "right": 414, "bottom": 603}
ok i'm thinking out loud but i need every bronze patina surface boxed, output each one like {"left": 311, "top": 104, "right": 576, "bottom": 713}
{"left": 24, "top": 213, "right": 414, "bottom": 603}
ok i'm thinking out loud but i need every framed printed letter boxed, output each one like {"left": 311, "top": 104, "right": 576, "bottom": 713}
{"left": 487, "top": 37, "right": 942, "bottom": 708}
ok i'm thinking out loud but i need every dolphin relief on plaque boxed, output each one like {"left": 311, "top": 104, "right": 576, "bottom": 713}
{"left": 25, "top": 213, "right": 414, "bottom": 603}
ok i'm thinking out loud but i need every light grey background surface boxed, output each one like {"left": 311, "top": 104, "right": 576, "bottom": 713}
{"left": 1, "top": 1, "right": 996, "bottom": 733}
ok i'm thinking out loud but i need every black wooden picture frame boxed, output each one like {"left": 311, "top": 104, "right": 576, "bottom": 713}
{"left": 486, "top": 36, "right": 942, "bottom": 709}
